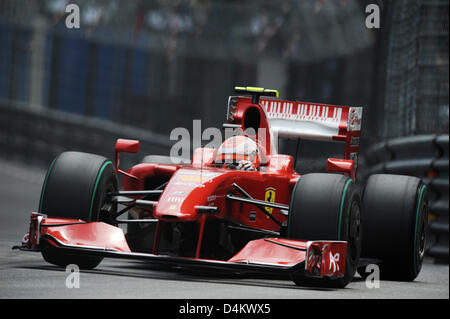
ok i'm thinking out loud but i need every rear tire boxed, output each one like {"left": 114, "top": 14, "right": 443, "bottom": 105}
{"left": 362, "top": 174, "right": 428, "bottom": 281}
{"left": 287, "top": 173, "right": 361, "bottom": 288}
{"left": 39, "top": 151, "right": 118, "bottom": 269}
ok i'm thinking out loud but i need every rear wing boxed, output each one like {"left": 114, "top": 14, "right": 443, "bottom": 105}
{"left": 227, "top": 95, "right": 363, "bottom": 163}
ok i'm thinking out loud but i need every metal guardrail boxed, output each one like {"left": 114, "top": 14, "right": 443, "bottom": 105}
{"left": 0, "top": 100, "right": 173, "bottom": 171}
{"left": 365, "top": 134, "right": 449, "bottom": 262}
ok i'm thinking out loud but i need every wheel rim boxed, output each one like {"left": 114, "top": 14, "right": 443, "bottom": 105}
{"left": 414, "top": 185, "right": 428, "bottom": 274}
{"left": 418, "top": 202, "right": 428, "bottom": 260}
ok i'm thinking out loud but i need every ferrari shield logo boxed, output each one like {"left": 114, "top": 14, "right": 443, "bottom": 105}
{"left": 264, "top": 187, "right": 276, "bottom": 217}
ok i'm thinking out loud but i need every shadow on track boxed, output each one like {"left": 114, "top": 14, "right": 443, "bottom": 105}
{"left": 16, "top": 260, "right": 344, "bottom": 292}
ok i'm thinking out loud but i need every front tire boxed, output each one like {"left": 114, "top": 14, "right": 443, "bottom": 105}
{"left": 39, "top": 151, "right": 118, "bottom": 269}
{"left": 287, "top": 173, "right": 361, "bottom": 288}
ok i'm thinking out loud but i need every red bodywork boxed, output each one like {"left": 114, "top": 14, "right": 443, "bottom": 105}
{"left": 19, "top": 92, "right": 362, "bottom": 281}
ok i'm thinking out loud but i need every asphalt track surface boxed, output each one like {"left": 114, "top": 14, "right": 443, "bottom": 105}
{"left": 0, "top": 159, "right": 448, "bottom": 299}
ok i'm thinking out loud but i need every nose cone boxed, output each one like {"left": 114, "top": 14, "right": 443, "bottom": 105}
{"left": 154, "top": 169, "right": 223, "bottom": 221}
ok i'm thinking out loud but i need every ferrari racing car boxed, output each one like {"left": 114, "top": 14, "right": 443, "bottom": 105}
{"left": 16, "top": 86, "right": 429, "bottom": 288}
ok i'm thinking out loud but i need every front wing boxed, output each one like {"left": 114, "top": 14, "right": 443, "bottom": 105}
{"left": 17, "top": 213, "right": 347, "bottom": 280}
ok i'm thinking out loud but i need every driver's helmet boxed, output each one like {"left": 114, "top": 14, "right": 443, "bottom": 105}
{"left": 215, "top": 135, "right": 261, "bottom": 169}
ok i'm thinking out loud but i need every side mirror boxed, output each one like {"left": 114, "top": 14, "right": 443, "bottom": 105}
{"left": 326, "top": 158, "right": 356, "bottom": 180}
{"left": 115, "top": 139, "right": 140, "bottom": 178}
{"left": 115, "top": 139, "right": 140, "bottom": 154}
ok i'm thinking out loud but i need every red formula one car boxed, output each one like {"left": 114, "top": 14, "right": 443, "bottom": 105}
{"left": 17, "top": 87, "right": 429, "bottom": 288}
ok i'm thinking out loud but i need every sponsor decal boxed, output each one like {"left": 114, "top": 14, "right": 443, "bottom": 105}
{"left": 329, "top": 252, "right": 340, "bottom": 272}
{"left": 21, "top": 232, "right": 30, "bottom": 246}
{"left": 172, "top": 191, "right": 187, "bottom": 196}
{"left": 176, "top": 171, "right": 221, "bottom": 184}
{"left": 178, "top": 175, "right": 207, "bottom": 183}
{"left": 350, "top": 137, "right": 360, "bottom": 147}
{"left": 173, "top": 181, "right": 205, "bottom": 188}
{"left": 264, "top": 187, "right": 276, "bottom": 217}
{"left": 167, "top": 197, "right": 183, "bottom": 203}
{"left": 261, "top": 100, "right": 343, "bottom": 124}
{"left": 348, "top": 107, "right": 363, "bottom": 131}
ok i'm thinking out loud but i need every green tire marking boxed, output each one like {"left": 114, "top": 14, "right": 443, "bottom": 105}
{"left": 338, "top": 179, "right": 353, "bottom": 240}
{"left": 39, "top": 157, "right": 58, "bottom": 214}
{"left": 287, "top": 180, "right": 299, "bottom": 238}
{"left": 413, "top": 184, "right": 427, "bottom": 274}
{"left": 88, "top": 161, "right": 112, "bottom": 221}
